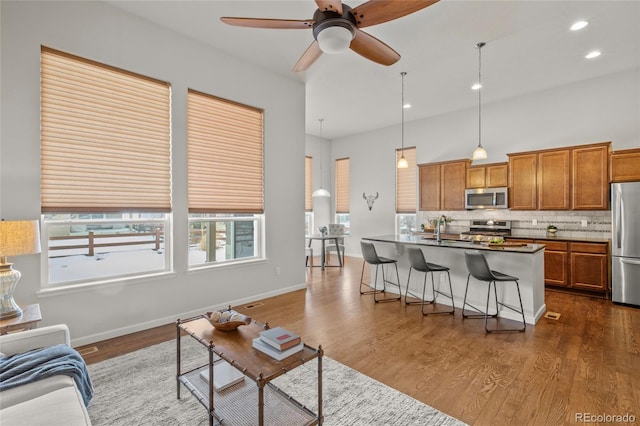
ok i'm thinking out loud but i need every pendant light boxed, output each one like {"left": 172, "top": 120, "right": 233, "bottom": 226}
{"left": 312, "top": 118, "right": 331, "bottom": 197}
{"left": 397, "top": 71, "right": 409, "bottom": 169}
{"left": 472, "top": 42, "right": 488, "bottom": 161}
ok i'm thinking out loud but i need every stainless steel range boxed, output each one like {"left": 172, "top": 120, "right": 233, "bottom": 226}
{"left": 459, "top": 220, "right": 511, "bottom": 242}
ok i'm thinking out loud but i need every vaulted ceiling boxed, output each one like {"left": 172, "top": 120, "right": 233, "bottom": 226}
{"left": 108, "top": 1, "right": 640, "bottom": 139}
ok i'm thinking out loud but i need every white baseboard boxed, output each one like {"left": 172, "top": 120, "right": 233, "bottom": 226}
{"left": 70, "top": 282, "right": 308, "bottom": 347}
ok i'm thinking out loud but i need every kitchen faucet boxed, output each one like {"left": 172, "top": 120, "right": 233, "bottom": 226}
{"left": 436, "top": 214, "right": 446, "bottom": 242}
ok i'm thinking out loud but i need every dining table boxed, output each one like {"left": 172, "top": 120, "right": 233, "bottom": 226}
{"left": 306, "top": 233, "right": 343, "bottom": 270}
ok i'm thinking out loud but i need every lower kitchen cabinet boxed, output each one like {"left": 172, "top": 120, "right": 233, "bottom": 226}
{"left": 570, "top": 242, "right": 609, "bottom": 292}
{"left": 507, "top": 238, "right": 609, "bottom": 293}
{"left": 536, "top": 240, "right": 569, "bottom": 287}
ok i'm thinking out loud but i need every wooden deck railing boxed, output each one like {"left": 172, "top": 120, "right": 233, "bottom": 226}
{"left": 49, "top": 229, "right": 163, "bottom": 256}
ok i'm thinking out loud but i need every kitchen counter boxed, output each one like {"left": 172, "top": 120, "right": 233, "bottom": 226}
{"left": 365, "top": 234, "right": 545, "bottom": 254}
{"left": 362, "top": 235, "right": 546, "bottom": 324}
{"left": 506, "top": 234, "right": 611, "bottom": 244}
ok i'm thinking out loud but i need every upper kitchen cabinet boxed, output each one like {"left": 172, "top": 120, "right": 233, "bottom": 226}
{"left": 508, "top": 153, "right": 538, "bottom": 210}
{"left": 538, "top": 149, "right": 571, "bottom": 210}
{"left": 610, "top": 148, "right": 640, "bottom": 182}
{"left": 419, "top": 159, "right": 470, "bottom": 211}
{"left": 572, "top": 143, "right": 610, "bottom": 209}
{"left": 466, "top": 162, "right": 508, "bottom": 189}
{"left": 508, "top": 142, "right": 610, "bottom": 211}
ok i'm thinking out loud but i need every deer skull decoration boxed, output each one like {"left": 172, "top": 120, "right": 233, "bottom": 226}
{"left": 363, "top": 192, "right": 379, "bottom": 211}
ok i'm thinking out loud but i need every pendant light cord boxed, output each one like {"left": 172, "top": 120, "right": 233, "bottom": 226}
{"left": 477, "top": 43, "right": 484, "bottom": 149}
{"left": 401, "top": 71, "right": 406, "bottom": 155}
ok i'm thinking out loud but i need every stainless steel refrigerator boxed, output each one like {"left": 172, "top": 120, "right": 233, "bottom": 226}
{"left": 612, "top": 182, "right": 640, "bottom": 306}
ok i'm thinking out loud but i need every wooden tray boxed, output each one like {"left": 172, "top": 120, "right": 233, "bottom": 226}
{"left": 485, "top": 242, "right": 529, "bottom": 247}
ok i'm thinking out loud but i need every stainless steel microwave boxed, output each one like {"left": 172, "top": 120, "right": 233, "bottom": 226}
{"left": 465, "top": 187, "right": 509, "bottom": 209}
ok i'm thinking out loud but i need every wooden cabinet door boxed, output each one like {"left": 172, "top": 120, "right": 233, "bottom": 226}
{"left": 441, "top": 161, "right": 468, "bottom": 210}
{"left": 486, "top": 163, "right": 508, "bottom": 187}
{"left": 610, "top": 148, "right": 640, "bottom": 182}
{"left": 466, "top": 166, "right": 486, "bottom": 189}
{"left": 508, "top": 153, "right": 538, "bottom": 210}
{"left": 419, "top": 164, "right": 441, "bottom": 211}
{"left": 538, "top": 149, "right": 570, "bottom": 210}
{"left": 572, "top": 144, "right": 609, "bottom": 209}
{"left": 571, "top": 253, "right": 608, "bottom": 291}
{"left": 536, "top": 240, "right": 569, "bottom": 286}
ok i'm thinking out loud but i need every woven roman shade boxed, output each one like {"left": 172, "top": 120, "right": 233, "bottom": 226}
{"left": 40, "top": 46, "right": 171, "bottom": 213}
{"left": 305, "top": 156, "right": 313, "bottom": 212}
{"left": 187, "top": 89, "right": 264, "bottom": 214}
{"left": 396, "top": 147, "right": 417, "bottom": 213}
{"left": 335, "top": 158, "right": 350, "bottom": 214}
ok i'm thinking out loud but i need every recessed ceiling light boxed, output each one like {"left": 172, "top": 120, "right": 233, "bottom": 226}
{"left": 585, "top": 50, "right": 601, "bottom": 59}
{"left": 471, "top": 83, "right": 482, "bottom": 90}
{"left": 571, "top": 20, "right": 589, "bottom": 31}
{"left": 403, "top": 103, "right": 412, "bottom": 109}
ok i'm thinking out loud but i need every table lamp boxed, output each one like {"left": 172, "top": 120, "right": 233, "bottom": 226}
{"left": 0, "top": 220, "right": 41, "bottom": 319}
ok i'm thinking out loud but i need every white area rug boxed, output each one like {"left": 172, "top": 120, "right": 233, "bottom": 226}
{"left": 87, "top": 338, "right": 465, "bottom": 425}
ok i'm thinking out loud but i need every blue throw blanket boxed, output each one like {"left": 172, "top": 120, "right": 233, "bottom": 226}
{"left": 0, "top": 343, "right": 93, "bottom": 406}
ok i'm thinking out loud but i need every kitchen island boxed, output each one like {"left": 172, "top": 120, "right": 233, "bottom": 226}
{"left": 362, "top": 235, "right": 546, "bottom": 325}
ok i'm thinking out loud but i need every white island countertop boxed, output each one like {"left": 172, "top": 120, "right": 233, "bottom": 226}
{"left": 361, "top": 235, "right": 546, "bottom": 324}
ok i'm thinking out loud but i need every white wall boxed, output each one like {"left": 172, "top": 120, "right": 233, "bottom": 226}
{"left": 0, "top": 1, "right": 306, "bottom": 345}
{"left": 330, "top": 68, "right": 640, "bottom": 257}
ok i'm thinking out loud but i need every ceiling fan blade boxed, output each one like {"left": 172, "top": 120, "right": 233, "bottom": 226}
{"left": 350, "top": 29, "right": 400, "bottom": 66}
{"left": 220, "top": 17, "right": 314, "bottom": 29}
{"left": 293, "top": 41, "right": 323, "bottom": 72}
{"left": 351, "top": 0, "right": 439, "bottom": 28}
{"left": 315, "top": 0, "right": 343, "bottom": 15}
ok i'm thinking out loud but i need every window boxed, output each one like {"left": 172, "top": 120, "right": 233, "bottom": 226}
{"left": 40, "top": 46, "right": 172, "bottom": 287}
{"left": 396, "top": 147, "right": 416, "bottom": 236}
{"left": 304, "top": 156, "right": 314, "bottom": 235}
{"left": 187, "top": 89, "right": 264, "bottom": 268}
{"left": 335, "top": 157, "right": 350, "bottom": 234}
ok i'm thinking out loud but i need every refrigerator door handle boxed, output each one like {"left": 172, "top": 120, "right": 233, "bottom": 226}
{"left": 615, "top": 195, "right": 622, "bottom": 250}
{"left": 621, "top": 258, "right": 640, "bottom": 266}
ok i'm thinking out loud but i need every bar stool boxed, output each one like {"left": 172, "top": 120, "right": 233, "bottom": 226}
{"left": 405, "top": 247, "right": 455, "bottom": 315}
{"left": 359, "top": 241, "right": 401, "bottom": 303}
{"left": 463, "top": 250, "right": 526, "bottom": 333}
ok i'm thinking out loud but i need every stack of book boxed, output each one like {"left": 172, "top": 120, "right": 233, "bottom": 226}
{"left": 199, "top": 360, "right": 245, "bottom": 392}
{"left": 252, "top": 326, "right": 303, "bottom": 361}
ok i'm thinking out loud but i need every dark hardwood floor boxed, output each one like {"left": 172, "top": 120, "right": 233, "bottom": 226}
{"left": 78, "top": 256, "right": 640, "bottom": 425}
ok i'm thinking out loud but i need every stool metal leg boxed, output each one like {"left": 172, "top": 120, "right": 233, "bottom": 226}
{"left": 423, "top": 270, "right": 454, "bottom": 316}
{"left": 360, "top": 261, "right": 383, "bottom": 295}
{"left": 462, "top": 275, "right": 498, "bottom": 319}
{"left": 374, "top": 262, "right": 401, "bottom": 303}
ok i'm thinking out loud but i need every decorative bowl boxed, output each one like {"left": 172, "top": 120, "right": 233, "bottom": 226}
{"left": 207, "top": 308, "right": 252, "bottom": 331}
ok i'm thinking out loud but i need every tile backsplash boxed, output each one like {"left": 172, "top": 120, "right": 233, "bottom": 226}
{"left": 419, "top": 209, "right": 611, "bottom": 239}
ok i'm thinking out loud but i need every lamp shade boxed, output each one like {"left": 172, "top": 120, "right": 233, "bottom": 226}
{"left": 317, "top": 26, "right": 354, "bottom": 54}
{"left": 472, "top": 146, "right": 487, "bottom": 160}
{"left": 312, "top": 188, "right": 331, "bottom": 197}
{"left": 0, "top": 220, "right": 41, "bottom": 258}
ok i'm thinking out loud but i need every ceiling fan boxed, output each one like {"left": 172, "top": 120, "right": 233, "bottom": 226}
{"left": 221, "top": 0, "right": 439, "bottom": 72}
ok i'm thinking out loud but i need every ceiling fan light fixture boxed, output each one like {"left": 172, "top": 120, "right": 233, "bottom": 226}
{"left": 316, "top": 25, "right": 355, "bottom": 54}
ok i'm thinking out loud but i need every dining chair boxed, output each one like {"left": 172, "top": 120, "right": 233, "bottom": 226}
{"left": 325, "top": 224, "right": 345, "bottom": 266}
{"left": 463, "top": 250, "right": 526, "bottom": 333}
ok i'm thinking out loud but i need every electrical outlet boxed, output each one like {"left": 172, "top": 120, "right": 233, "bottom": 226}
{"left": 581, "top": 220, "right": 588, "bottom": 227}
{"left": 532, "top": 219, "right": 538, "bottom": 226}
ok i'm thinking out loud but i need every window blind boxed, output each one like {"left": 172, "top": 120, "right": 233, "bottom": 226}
{"left": 396, "top": 147, "right": 417, "bottom": 213}
{"left": 335, "top": 158, "right": 350, "bottom": 214}
{"left": 305, "top": 156, "right": 313, "bottom": 212}
{"left": 40, "top": 46, "right": 172, "bottom": 213}
{"left": 187, "top": 89, "right": 264, "bottom": 214}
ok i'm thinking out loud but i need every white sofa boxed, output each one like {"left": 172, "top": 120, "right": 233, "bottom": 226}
{"left": 0, "top": 324, "right": 92, "bottom": 426}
